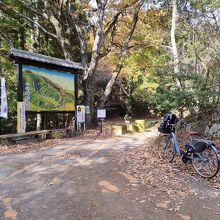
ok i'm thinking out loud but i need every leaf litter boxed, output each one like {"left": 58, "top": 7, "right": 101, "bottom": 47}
{"left": 109, "top": 133, "right": 220, "bottom": 211}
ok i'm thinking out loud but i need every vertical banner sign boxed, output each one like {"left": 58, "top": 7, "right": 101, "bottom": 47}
{"left": 17, "top": 102, "right": 26, "bottom": 133}
{"left": 76, "top": 105, "right": 85, "bottom": 123}
{"left": 76, "top": 105, "right": 85, "bottom": 131}
{"left": 0, "top": 77, "right": 8, "bottom": 118}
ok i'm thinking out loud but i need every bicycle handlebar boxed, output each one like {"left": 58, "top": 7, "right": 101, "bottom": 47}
{"left": 179, "top": 118, "right": 188, "bottom": 127}
{"left": 167, "top": 118, "right": 189, "bottom": 129}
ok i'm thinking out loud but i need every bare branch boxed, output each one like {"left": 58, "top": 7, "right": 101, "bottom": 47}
{"left": 104, "top": 12, "right": 121, "bottom": 37}
{"left": 84, "top": 0, "right": 108, "bottom": 80}
{"left": 99, "top": 23, "right": 117, "bottom": 58}
{"left": 103, "top": 1, "right": 139, "bottom": 38}
{"left": 75, "top": 23, "right": 89, "bottom": 69}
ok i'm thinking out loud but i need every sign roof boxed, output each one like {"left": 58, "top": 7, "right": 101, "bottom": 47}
{"left": 10, "top": 48, "right": 84, "bottom": 71}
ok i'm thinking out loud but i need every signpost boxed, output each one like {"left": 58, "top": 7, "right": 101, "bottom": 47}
{"left": 97, "top": 109, "right": 106, "bottom": 133}
{"left": 76, "top": 105, "right": 85, "bottom": 130}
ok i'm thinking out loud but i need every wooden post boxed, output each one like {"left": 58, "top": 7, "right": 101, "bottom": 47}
{"left": 16, "top": 63, "right": 26, "bottom": 133}
{"left": 74, "top": 73, "right": 78, "bottom": 130}
{"left": 37, "top": 113, "right": 41, "bottom": 130}
{"left": 17, "top": 63, "right": 23, "bottom": 102}
{"left": 43, "top": 113, "right": 47, "bottom": 130}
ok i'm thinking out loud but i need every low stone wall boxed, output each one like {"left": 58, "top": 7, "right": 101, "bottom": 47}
{"left": 204, "top": 123, "right": 220, "bottom": 136}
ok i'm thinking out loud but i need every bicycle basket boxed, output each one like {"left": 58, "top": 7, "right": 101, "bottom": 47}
{"left": 158, "top": 113, "right": 178, "bottom": 134}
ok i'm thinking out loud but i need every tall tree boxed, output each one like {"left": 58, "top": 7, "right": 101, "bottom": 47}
{"left": 100, "top": 0, "right": 144, "bottom": 106}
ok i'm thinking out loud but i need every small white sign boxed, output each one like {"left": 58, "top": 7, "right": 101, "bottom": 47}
{"left": 76, "top": 105, "right": 85, "bottom": 123}
{"left": 97, "top": 109, "right": 106, "bottom": 119}
{"left": 85, "top": 105, "right": 90, "bottom": 114}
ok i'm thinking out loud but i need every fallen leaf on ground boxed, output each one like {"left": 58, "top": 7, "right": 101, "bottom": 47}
{"left": 156, "top": 201, "right": 171, "bottom": 209}
{"left": 202, "top": 205, "right": 212, "bottom": 210}
{"left": 98, "top": 180, "right": 119, "bottom": 192}
{"left": 119, "top": 172, "right": 138, "bottom": 183}
{"left": 174, "top": 206, "right": 181, "bottom": 211}
{"left": 177, "top": 214, "right": 191, "bottom": 220}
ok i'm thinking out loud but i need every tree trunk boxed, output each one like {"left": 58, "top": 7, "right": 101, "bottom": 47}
{"left": 83, "top": 77, "right": 96, "bottom": 127}
{"left": 171, "top": 0, "right": 195, "bottom": 115}
{"left": 75, "top": 1, "right": 107, "bottom": 126}
{"left": 171, "top": 0, "right": 181, "bottom": 88}
{"left": 100, "top": 64, "right": 123, "bottom": 107}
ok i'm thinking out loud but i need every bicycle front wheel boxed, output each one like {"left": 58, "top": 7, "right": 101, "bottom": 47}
{"left": 192, "top": 145, "right": 219, "bottom": 179}
{"left": 159, "top": 136, "right": 175, "bottom": 163}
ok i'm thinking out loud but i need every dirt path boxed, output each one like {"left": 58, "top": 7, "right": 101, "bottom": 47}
{"left": 0, "top": 128, "right": 220, "bottom": 220}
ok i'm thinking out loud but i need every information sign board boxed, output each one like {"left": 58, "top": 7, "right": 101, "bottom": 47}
{"left": 97, "top": 109, "right": 106, "bottom": 119}
{"left": 22, "top": 65, "right": 75, "bottom": 112}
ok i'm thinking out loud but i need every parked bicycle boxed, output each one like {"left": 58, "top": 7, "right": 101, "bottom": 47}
{"left": 158, "top": 113, "right": 220, "bottom": 179}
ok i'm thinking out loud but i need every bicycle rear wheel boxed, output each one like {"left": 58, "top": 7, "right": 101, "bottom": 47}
{"left": 192, "top": 145, "right": 219, "bottom": 179}
{"left": 159, "top": 136, "right": 175, "bottom": 163}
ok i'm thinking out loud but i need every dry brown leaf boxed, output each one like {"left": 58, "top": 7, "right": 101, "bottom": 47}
{"left": 156, "top": 201, "right": 171, "bottom": 209}
{"left": 177, "top": 213, "right": 191, "bottom": 220}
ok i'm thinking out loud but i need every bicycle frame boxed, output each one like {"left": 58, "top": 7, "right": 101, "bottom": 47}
{"left": 168, "top": 131, "right": 219, "bottom": 163}
{"left": 166, "top": 132, "right": 181, "bottom": 156}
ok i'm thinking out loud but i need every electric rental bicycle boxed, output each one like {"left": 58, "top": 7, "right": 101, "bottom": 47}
{"left": 159, "top": 120, "right": 220, "bottom": 179}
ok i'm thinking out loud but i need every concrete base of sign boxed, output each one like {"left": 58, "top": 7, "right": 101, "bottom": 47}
{"left": 126, "top": 124, "right": 139, "bottom": 133}
{"left": 111, "top": 125, "right": 127, "bottom": 135}
{"left": 126, "top": 124, "right": 133, "bottom": 132}
{"left": 111, "top": 122, "right": 146, "bottom": 135}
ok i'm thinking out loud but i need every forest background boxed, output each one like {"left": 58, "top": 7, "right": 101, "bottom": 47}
{"left": 0, "top": 0, "right": 220, "bottom": 134}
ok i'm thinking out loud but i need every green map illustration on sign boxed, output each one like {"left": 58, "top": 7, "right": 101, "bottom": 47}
{"left": 22, "top": 65, "right": 75, "bottom": 111}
